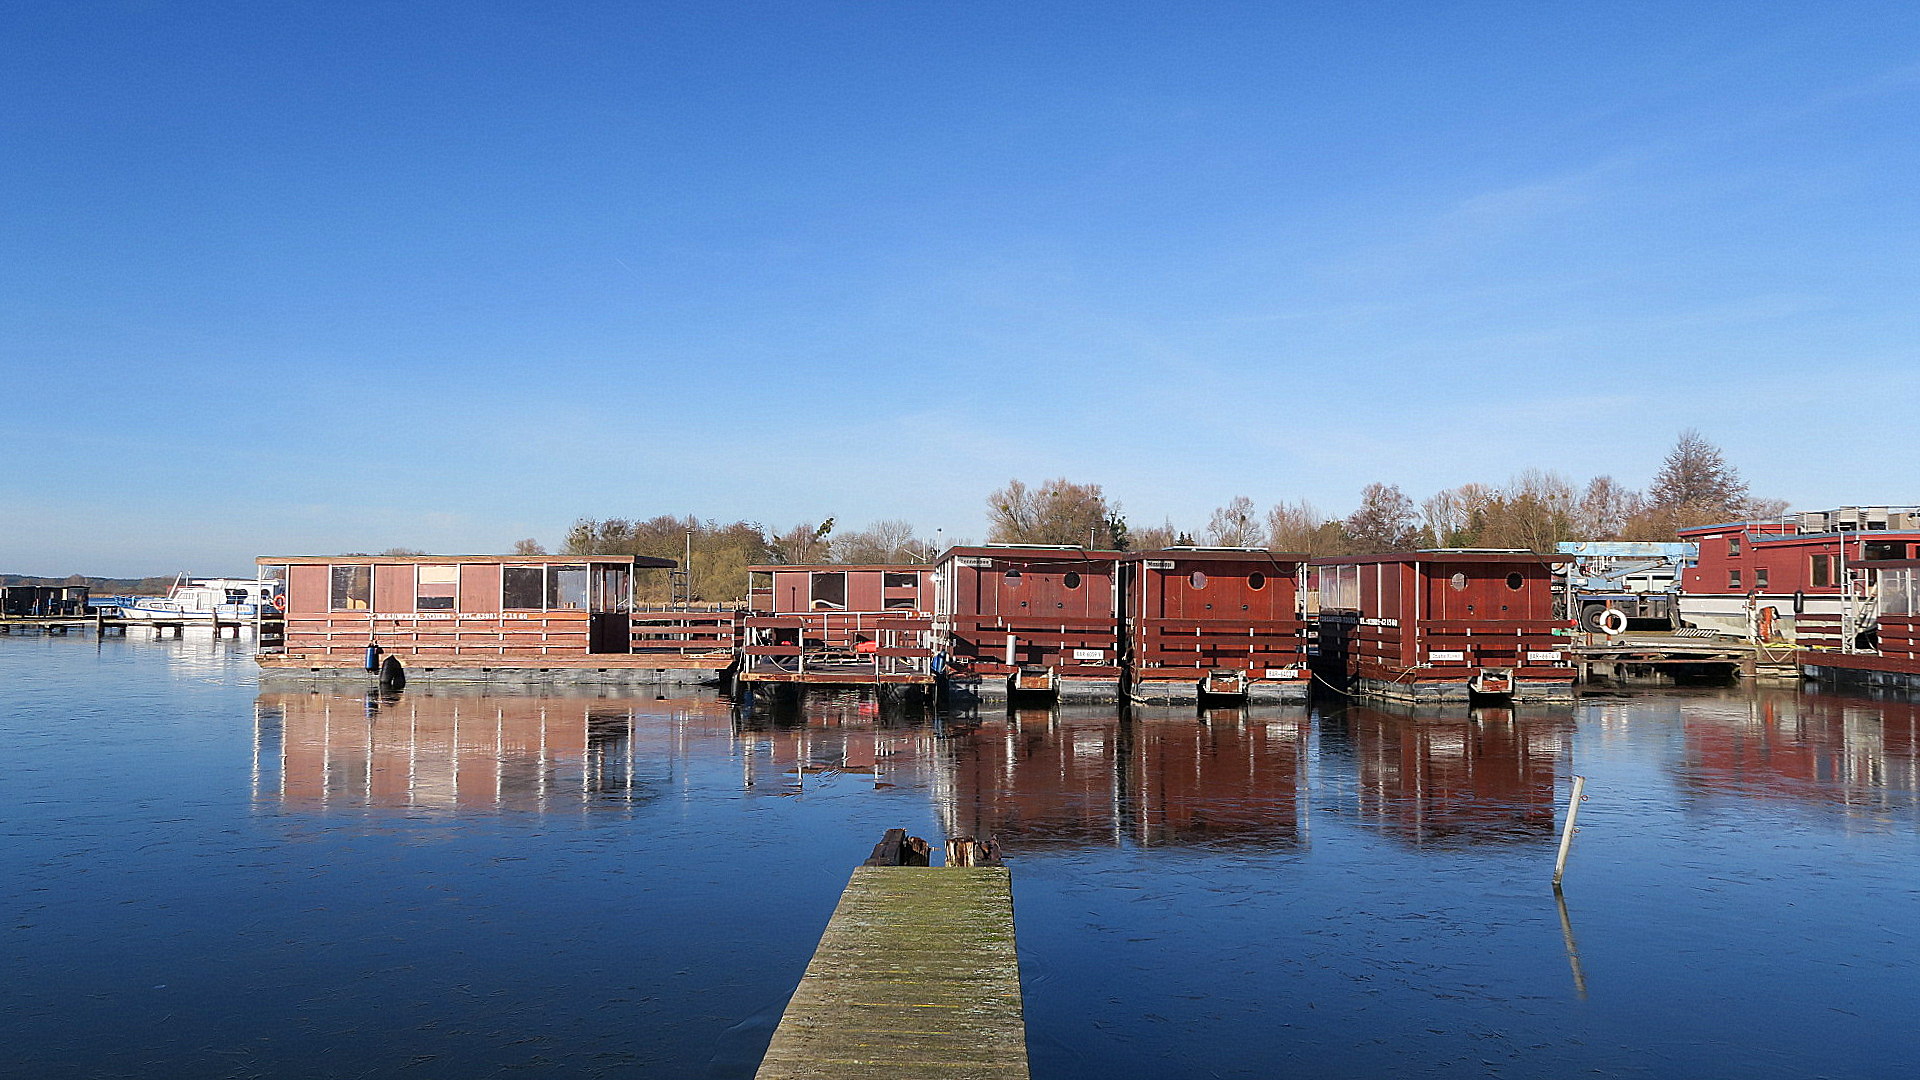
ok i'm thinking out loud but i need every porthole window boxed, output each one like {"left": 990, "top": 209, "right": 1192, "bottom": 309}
{"left": 1004, "top": 570, "right": 1022, "bottom": 587}
{"left": 1505, "top": 572, "right": 1524, "bottom": 591}
{"left": 1450, "top": 573, "right": 1468, "bottom": 592}
{"left": 1063, "top": 572, "right": 1081, "bottom": 589}
{"left": 1248, "top": 571, "right": 1266, "bottom": 591}
{"left": 1190, "top": 571, "right": 1208, "bottom": 589}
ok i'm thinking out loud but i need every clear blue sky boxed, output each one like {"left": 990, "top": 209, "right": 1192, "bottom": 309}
{"left": 5, "top": 2, "right": 1917, "bottom": 576}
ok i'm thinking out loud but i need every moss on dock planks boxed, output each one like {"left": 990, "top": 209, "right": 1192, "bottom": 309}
{"left": 754, "top": 866, "right": 1028, "bottom": 1080}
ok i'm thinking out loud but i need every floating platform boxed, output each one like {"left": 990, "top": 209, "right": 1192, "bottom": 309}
{"left": 756, "top": 863, "right": 1027, "bottom": 1079}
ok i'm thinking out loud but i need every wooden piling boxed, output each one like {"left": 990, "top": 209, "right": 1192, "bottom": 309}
{"left": 756, "top": 835, "right": 1027, "bottom": 1080}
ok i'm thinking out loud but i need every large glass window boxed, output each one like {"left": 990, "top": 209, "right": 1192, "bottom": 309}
{"left": 416, "top": 565, "right": 458, "bottom": 610}
{"left": 330, "top": 565, "right": 371, "bottom": 611}
{"left": 503, "top": 566, "right": 545, "bottom": 610}
{"left": 547, "top": 565, "right": 589, "bottom": 610}
{"left": 810, "top": 572, "right": 847, "bottom": 610}
{"left": 1811, "top": 555, "right": 1834, "bottom": 587}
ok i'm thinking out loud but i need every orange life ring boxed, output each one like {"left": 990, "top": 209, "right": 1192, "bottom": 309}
{"left": 270, "top": 592, "right": 287, "bottom": 612}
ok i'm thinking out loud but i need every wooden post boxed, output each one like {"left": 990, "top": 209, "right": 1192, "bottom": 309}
{"left": 1553, "top": 775, "right": 1586, "bottom": 890}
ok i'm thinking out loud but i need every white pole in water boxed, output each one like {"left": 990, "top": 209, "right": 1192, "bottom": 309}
{"left": 1553, "top": 775, "right": 1586, "bottom": 890}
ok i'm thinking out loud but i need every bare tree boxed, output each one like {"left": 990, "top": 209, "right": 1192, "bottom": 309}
{"left": 1572, "top": 476, "right": 1642, "bottom": 539}
{"left": 831, "top": 519, "right": 925, "bottom": 564}
{"left": 769, "top": 519, "right": 834, "bottom": 564}
{"left": 1267, "top": 499, "right": 1348, "bottom": 557}
{"left": 567, "top": 515, "right": 772, "bottom": 602}
{"left": 1344, "top": 483, "right": 1418, "bottom": 553}
{"left": 1645, "top": 429, "right": 1750, "bottom": 526}
{"left": 1130, "top": 518, "right": 1181, "bottom": 552}
{"left": 1205, "top": 496, "right": 1267, "bottom": 548}
{"left": 986, "top": 478, "right": 1115, "bottom": 546}
{"left": 511, "top": 538, "right": 547, "bottom": 556}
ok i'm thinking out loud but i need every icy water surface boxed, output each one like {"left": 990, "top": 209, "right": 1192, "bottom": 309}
{"left": 5, "top": 634, "right": 1920, "bottom": 1078}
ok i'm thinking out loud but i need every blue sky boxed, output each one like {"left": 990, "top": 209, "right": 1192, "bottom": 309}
{"left": 5, "top": 2, "right": 1918, "bottom": 576}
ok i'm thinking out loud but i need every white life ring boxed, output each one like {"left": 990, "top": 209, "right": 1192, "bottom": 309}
{"left": 1597, "top": 607, "right": 1628, "bottom": 636}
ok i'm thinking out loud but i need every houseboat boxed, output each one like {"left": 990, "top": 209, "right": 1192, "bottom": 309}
{"left": 255, "top": 553, "right": 689, "bottom": 685}
{"left": 1799, "top": 559, "right": 1920, "bottom": 694}
{"left": 736, "top": 563, "right": 937, "bottom": 698}
{"left": 1677, "top": 507, "right": 1920, "bottom": 646}
{"left": 932, "top": 546, "right": 1124, "bottom": 703}
{"left": 1311, "top": 551, "right": 1575, "bottom": 705}
{"left": 1120, "top": 547, "right": 1309, "bottom": 705}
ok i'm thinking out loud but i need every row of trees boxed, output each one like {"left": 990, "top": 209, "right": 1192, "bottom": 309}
{"left": 540, "top": 431, "right": 1781, "bottom": 601}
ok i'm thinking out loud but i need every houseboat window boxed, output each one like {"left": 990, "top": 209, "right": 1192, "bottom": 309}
{"left": 809, "top": 571, "right": 847, "bottom": 610}
{"left": 1729, "top": 569, "right": 1742, "bottom": 588}
{"left": 1249, "top": 571, "right": 1266, "bottom": 591}
{"left": 329, "top": 565, "right": 371, "bottom": 611}
{"left": 1190, "top": 571, "right": 1208, "bottom": 589}
{"left": 503, "top": 566, "right": 545, "bottom": 609}
{"left": 1505, "top": 573, "right": 1524, "bottom": 590}
{"left": 547, "top": 565, "right": 589, "bottom": 610}
{"left": 416, "top": 565, "right": 458, "bottom": 610}
{"left": 1812, "top": 555, "right": 1832, "bottom": 587}
{"left": 1449, "top": 572, "right": 1468, "bottom": 592}
{"left": 1063, "top": 572, "right": 1081, "bottom": 589}
{"left": 1754, "top": 567, "right": 1769, "bottom": 589}
{"left": 883, "top": 572, "right": 916, "bottom": 589}
{"left": 1728, "top": 536, "right": 1742, "bottom": 556}
{"left": 1882, "top": 569, "right": 1916, "bottom": 616}
{"left": 1864, "top": 541, "right": 1906, "bottom": 561}
{"left": 1004, "top": 570, "right": 1022, "bottom": 586}
{"left": 590, "top": 565, "right": 632, "bottom": 612}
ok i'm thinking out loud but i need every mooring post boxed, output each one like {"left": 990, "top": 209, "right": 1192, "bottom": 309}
{"left": 1553, "top": 774, "right": 1586, "bottom": 890}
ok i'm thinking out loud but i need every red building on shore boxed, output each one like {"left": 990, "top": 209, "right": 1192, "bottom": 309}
{"left": 1678, "top": 507, "right": 1920, "bottom": 647}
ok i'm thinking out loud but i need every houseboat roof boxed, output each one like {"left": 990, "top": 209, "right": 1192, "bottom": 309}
{"left": 745, "top": 563, "right": 932, "bottom": 573}
{"left": 1123, "top": 548, "right": 1308, "bottom": 564}
{"left": 257, "top": 553, "right": 677, "bottom": 568}
{"left": 1311, "top": 551, "right": 1569, "bottom": 566}
{"left": 936, "top": 546, "right": 1123, "bottom": 563}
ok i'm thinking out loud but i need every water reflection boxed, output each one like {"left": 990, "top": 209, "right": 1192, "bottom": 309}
{"left": 1323, "top": 703, "right": 1574, "bottom": 846}
{"left": 1675, "top": 688, "right": 1920, "bottom": 815}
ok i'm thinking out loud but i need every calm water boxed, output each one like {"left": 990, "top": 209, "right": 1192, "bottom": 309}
{"left": 5, "top": 634, "right": 1920, "bottom": 1078}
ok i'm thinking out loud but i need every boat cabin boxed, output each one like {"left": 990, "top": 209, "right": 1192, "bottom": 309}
{"left": 1679, "top": 507, "right": 1920, "bottom": 646}
{"left": 737, "top": 564, "right": 937, "bottom": 690}
{"left": 256, "top": 554, "right": 677, "bottom": 683}
{"left": 1310, "top": 551, "right": 1574, "bottom": 704}
{"left": 1799, "top": 559, "right": 1920, "bottom": 693}
{"left": 932, "top": 546, "right": 1123, "bottom": 702}
{"left": 1121, "top": 548, "right": 1309, "bottom": 704}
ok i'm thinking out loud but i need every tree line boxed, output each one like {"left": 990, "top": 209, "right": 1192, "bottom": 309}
{"left": 545, "top": 430, "right": 1779, "bottom": 602}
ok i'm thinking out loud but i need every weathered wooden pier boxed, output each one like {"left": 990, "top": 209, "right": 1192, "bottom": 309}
{"left": 755, "top": 831, "right": 1026, "bottom": 1080}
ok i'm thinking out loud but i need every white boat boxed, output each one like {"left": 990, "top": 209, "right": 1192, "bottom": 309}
{"left": 116, "top": 577, "right": 283, "bottom": 623}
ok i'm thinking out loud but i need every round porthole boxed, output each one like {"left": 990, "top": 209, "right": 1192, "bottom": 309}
{"left": 1063, "top": 572, "right": 1081, "bottom": 589}
{"left": 1190, "top": 571, "right": 1208, "bottom": 589}
{"left": 1506, "top": 572, "right": 1524, "bottom": 591}
{"left": 1005, "top": 570, "right": 1021, "bottom": 587}
{"left": 1450, "top": 573, "right": 1468, "bottom": 592}
{"left": 1248, "top": 571, "right": 1266, "bottom": 591}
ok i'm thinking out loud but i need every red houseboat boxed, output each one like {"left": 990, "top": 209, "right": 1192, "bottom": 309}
{"left": 736, "top": 563, "right": 937, "bottom": 697}
{"left": 1310, "top": 551, "right": 1575, "bottom": 704}
{"left": 1678, "top": 507, "right": 1920, "bottom": 646}
{"left": 255, "top": 554, "right": 700, "bottom": 686}
{"left": 1120, "top": 548, "right": 1309, "bottom": 705}
{"left": 933, "top": 546, "right": 1123, "bottom": 703}
{"left": 1799, "top": 559, "right": 1920, "bottom": 693}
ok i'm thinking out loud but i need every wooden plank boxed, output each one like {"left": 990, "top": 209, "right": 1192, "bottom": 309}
{"left": 755, "top": 866, "right": 1027, "bottom": 1080}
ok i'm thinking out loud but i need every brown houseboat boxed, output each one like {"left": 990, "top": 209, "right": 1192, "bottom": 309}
{"left": 933, "top": 546, "right": 1124, "bottom": 703}
{"left": 1311, "top": 551, "right": 1575, "bottom": 704}
{"left": 736, "top": 563, "right": 938, "bottom": 696}
{"left": 1120, "top": 548, "right": 1309, "bottom": 705}
{"left": 1799, "top": 559, "right": 1920, "bottom": 693}
{"left": 254, "top": 554, "right": 730, "bottom": 686}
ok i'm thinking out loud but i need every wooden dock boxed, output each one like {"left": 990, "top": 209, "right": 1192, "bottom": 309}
{"left": 1574, "top": 631, "right": 1798, "bottom": 681}
{"left": 756, "top": 837, "right": 1027, "bottom": 1080}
